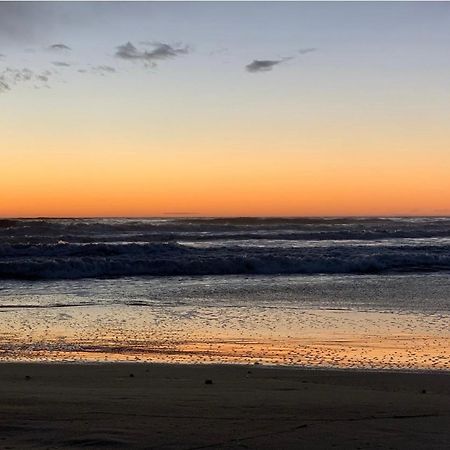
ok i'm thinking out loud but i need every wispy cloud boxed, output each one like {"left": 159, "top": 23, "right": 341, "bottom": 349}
{"left": 48, "top": 43, "right": 71, "bottom": 51}
{"left": 298, "top": 47, "right": 317, "bottom": 55}
{"left": 51, "top": 61, "right": 71, "bottom": 67}
{"left": 92, "top": 65, "right": 116, "bottom": 75}
{"left": 115, "top": 41, "right": 189, "bottom": 66}
{"left": 0, "top": 67, "right": 53, "bottom": 94}
{"left": 0, "top": 79, "right": 10, "bottom": 93}
{"left": 36, "top": 73, "right": 51, "bottom": 83}
{"left": 77, "top": 65, "right": 117, "bottom": 76}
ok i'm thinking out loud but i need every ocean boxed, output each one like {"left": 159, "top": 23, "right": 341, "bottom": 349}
{"left": 0, "top": 217, "right": 449, "bottom": 369}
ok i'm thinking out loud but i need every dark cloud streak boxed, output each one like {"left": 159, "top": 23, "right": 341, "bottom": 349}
{"left": 246, "top": 59, "right": 285, "bottom": 73}
{"left": 245, "top": 50, "right": 314, "bottom": 73}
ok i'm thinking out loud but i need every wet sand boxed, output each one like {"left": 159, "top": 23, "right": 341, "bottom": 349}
{"left": 0, "top": 363, "right": 449, "bottom": 449}
{"left": 2, "top": 275, "right": 449, "bottom": 370}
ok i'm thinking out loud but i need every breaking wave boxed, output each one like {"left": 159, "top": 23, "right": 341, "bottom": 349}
{"left": 1, "top": 241, "right": 450, "bottom": 279}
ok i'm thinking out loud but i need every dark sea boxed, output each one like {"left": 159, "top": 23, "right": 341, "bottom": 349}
{"left": 1, "top": 217, "right": 450, "bottom": 278}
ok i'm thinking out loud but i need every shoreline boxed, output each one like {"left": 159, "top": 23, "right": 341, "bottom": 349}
{"left": 1, "top": 359, "right": 450, "bottom": 375}
{"left": 0, "top": 362, "right": 449, "bottom": 449}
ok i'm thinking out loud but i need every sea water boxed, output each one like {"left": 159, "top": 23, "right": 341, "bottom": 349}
{"left": 0, "top": 217, "right": 449, "bottom": 369}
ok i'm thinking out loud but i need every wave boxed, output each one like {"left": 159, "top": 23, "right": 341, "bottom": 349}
{"left": 1, "top": 216, "right": 449, "bottom": 235}
{"left": 1, "top": 241, "right": 450, "bottom": 279}
{"left": 1, "top": 218, "right": 449, "bottom": 279}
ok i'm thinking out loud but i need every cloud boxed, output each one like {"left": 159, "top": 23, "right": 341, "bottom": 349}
{"left": 116, "top": 42, "right": 141, "bottom": 60}
{"left": 0, "top": 79, "right": 10, "bottom": 93}
{"left": 52, "top": 61, "right": 71, "bottom": 67}
{"left": 141, "top": 41, "right": 190, "bottom": 59}
{"left": 245, "top": 48, "right": 315, "bottom": 73}
{"left": 78, "top": 65, "right": 117, "bottom": 76}
{"left": 49, "top": 43, "right": 71, "bottom": 51}
{"left": 298, "top": 48, "right": 317, "bottom": 55}
{"left": 36, "top": 74, "right": 49, "bottom": 83}
{"left": 77, "top": 65, "right": 117, "bottom": 76}
{"left": 115, "top": 41, "right": 189, "bottom": 66}
{"left": 3, "top": 68, "right": 34, "bottom": 82}
{"left": 92, "top": 65, "right": 116, "bottom": 75}
{"left": 0, "top": 67, "right": 53, "bottom": 94}
{"left": 245, "top": 58, "right": 289, "bottom": 73}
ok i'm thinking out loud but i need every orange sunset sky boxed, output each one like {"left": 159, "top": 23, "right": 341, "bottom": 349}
{"left": 1, "top": 2, "right": 449, "bottom": 217}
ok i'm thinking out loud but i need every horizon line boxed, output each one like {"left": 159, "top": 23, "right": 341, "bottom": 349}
{"left": 1, "top": 214, "right": 449, "bottom": 220}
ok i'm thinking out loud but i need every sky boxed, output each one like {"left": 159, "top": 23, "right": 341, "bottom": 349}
{"left": 1, "top": 1, "right": 449, "bottom": 217}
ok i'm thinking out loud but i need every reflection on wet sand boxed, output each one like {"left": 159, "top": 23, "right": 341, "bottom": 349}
{"left": 0, "top": 305, "right": 448, "bottom": 370}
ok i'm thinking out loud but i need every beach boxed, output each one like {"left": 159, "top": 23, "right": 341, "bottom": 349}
{"left": 1, "top": 217, "right": 449, "bottom": 448}
{"left": 0, "top": 363, "right": 449, "bottom": 449}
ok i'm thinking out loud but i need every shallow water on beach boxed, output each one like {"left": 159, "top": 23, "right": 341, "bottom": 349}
{"left": 0, "top": 273, "right": 449, "bottom": 370}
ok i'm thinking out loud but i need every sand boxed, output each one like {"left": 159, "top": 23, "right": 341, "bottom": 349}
{"left": 0, "top": 363, "right": 448, "bottom": 449}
